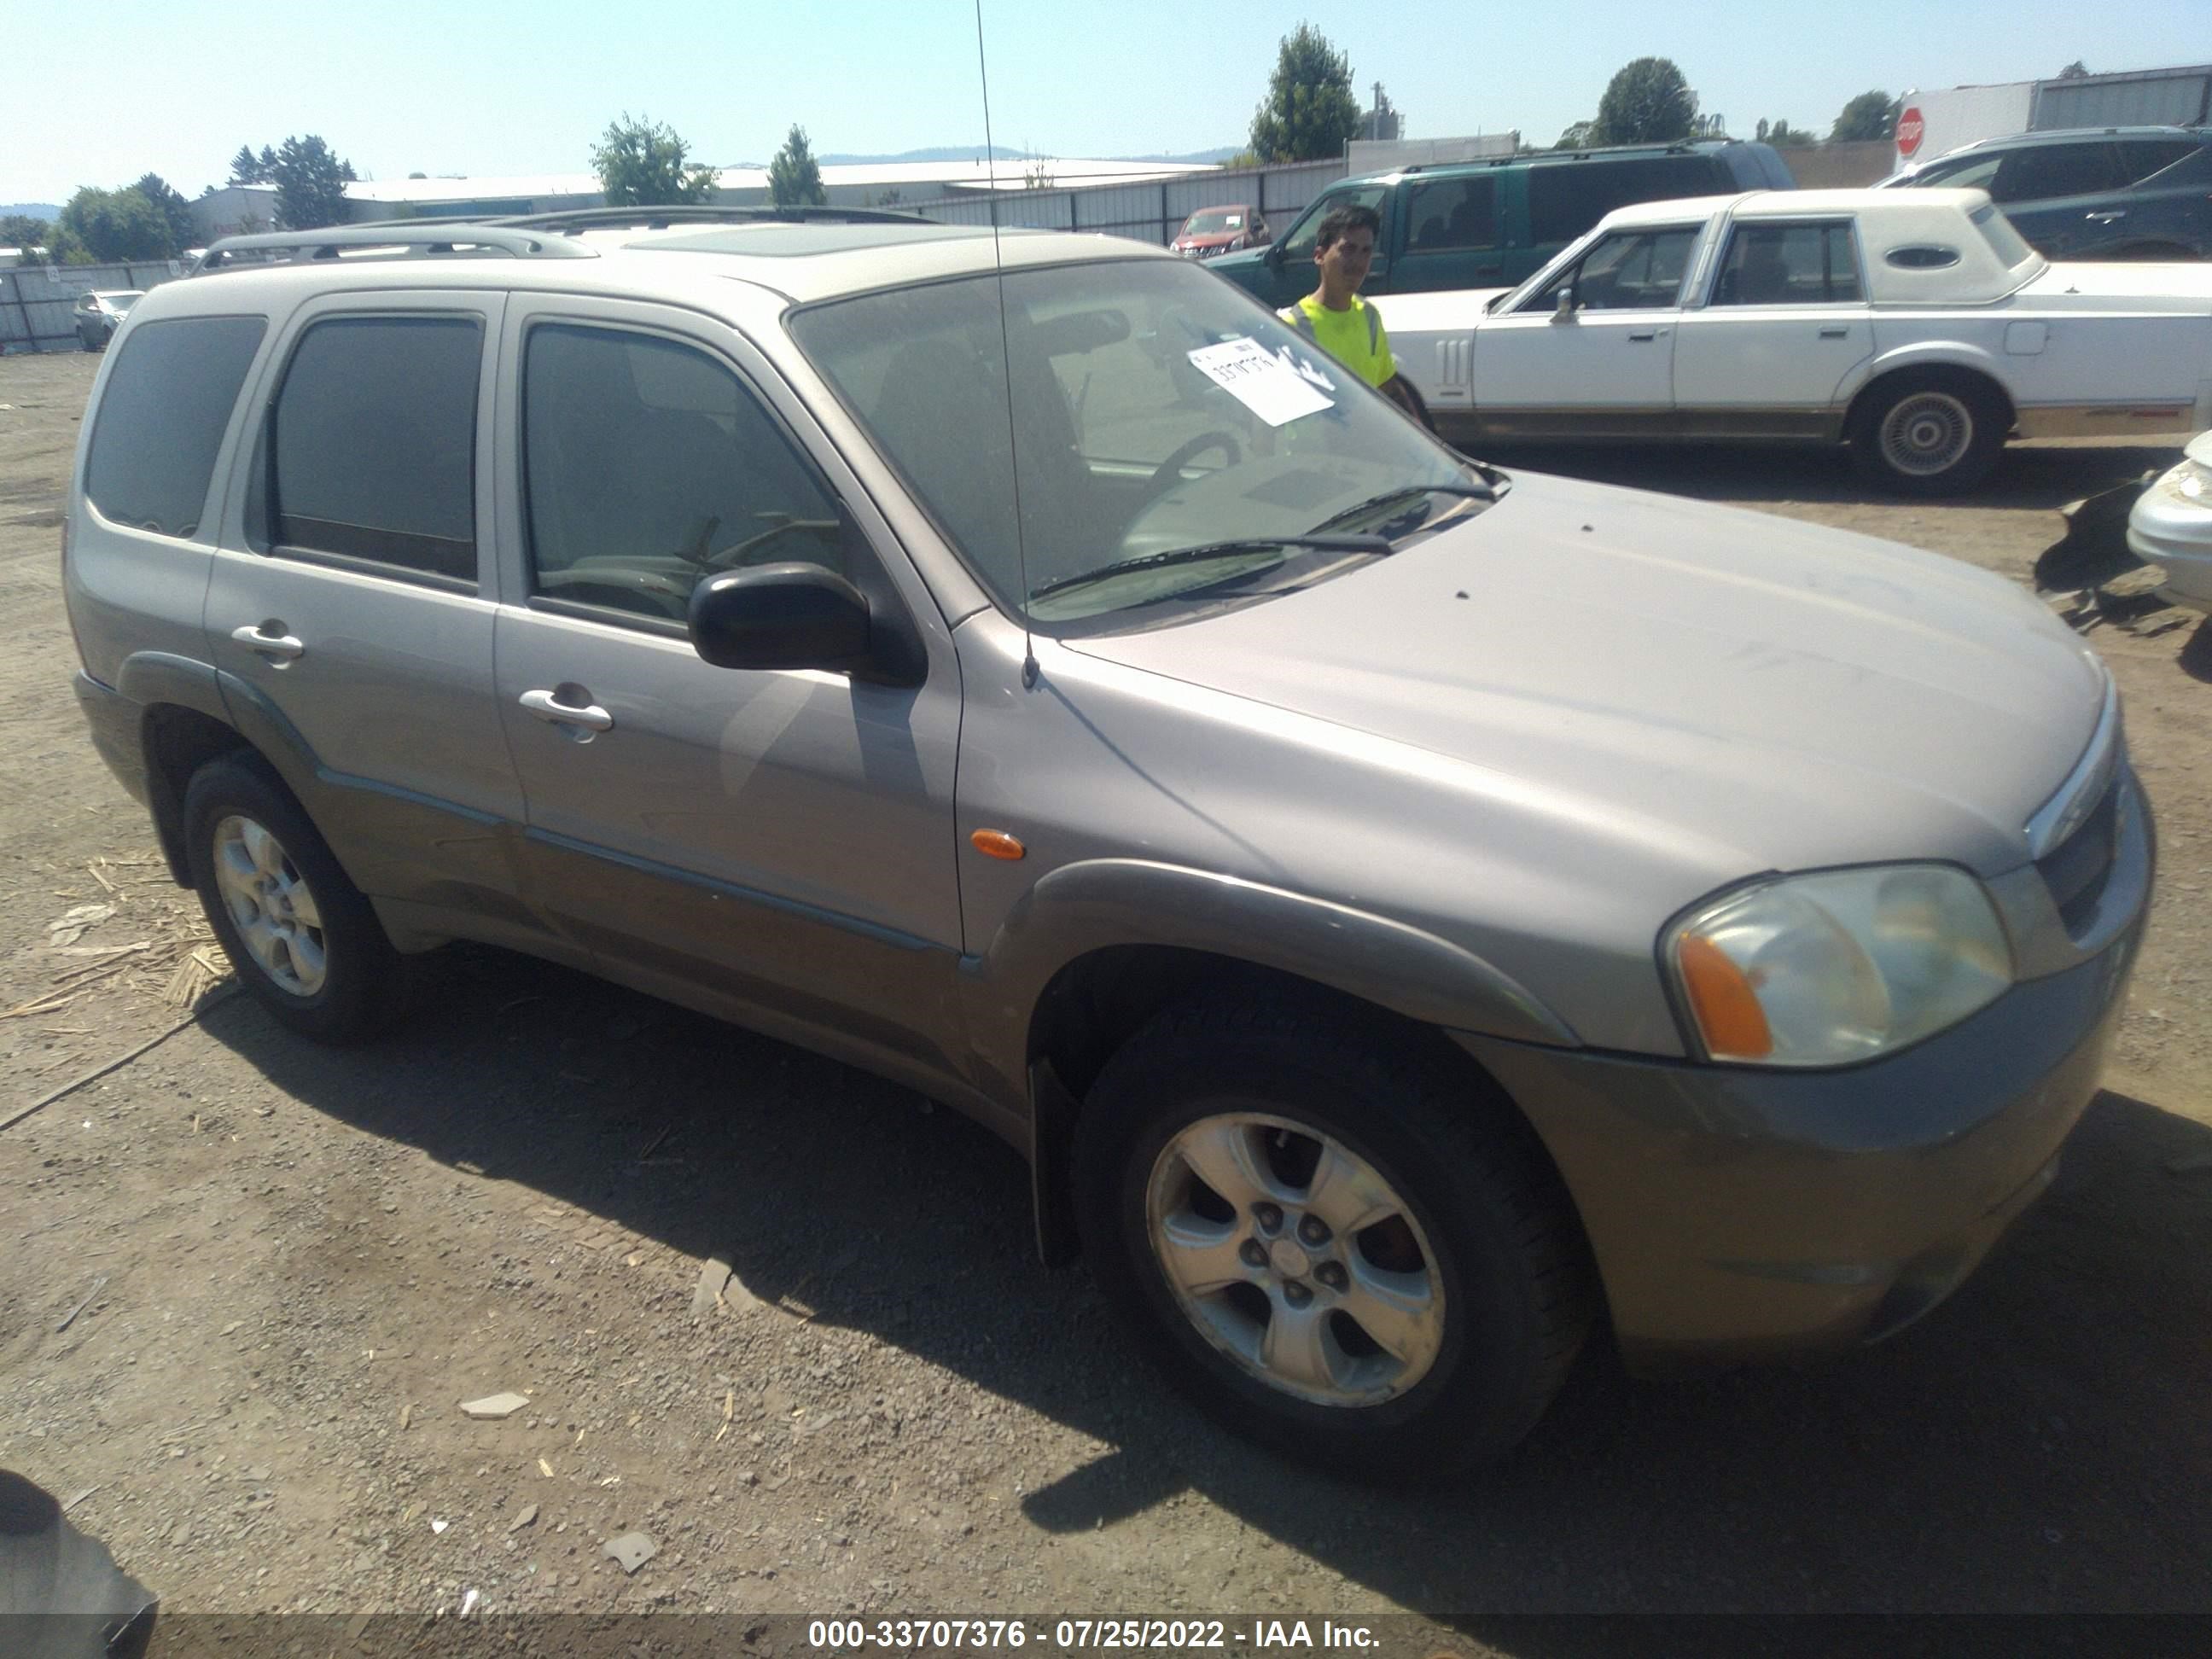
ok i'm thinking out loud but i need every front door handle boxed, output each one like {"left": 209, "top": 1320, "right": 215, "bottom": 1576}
{"left": 1819, "top": 326, "right": 1851, "bottom": 339}
{"left": 520, "top": 686, "right": 614, "bottom": 734}
{"left": 2086, "top": 209, "right": 2128, "bottom": 223}
{"left": 230, "top": 623, "right": 305, "bottom": 661}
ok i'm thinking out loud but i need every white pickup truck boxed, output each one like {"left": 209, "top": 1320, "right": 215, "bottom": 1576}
{"left": 1373, "top": 187, "right": 2212, "bottom": 493}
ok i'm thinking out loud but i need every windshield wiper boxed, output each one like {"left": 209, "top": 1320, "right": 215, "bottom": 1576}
{"left": 1310, "top": 480, "right": 1497, "bottom": 534}
{"left": 1028, "top": 534, "right": 1390, "bottom": 601}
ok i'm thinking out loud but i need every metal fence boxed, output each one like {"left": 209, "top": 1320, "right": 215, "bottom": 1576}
{"left": 899, "top": 159, "right": 1348, "bottom": 246}
{"left": 0, "top": 259, "right": 189, "bottom": 354}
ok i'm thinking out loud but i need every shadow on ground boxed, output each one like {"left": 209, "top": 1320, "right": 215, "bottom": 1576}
{"left": 199, "top": 942, "right": 2212, "bottom": 1615}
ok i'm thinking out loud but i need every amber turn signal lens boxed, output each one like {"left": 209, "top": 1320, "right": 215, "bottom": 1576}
{"left": 1675, "top": 934, "right": 1774, "bottom": 1060}
{"left": 969, "top": 829, "right": 1026, "bottom": 861}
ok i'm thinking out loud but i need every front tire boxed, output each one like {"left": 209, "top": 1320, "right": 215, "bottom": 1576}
{"left": 183, "top": 754, "right": 410, "bottom": 1043}
{"left": 1849, "top": 370, "right": 2007, "bottom": 496}
{"left": 1074, "top": 992, "right": 1592, "bottom": 1477}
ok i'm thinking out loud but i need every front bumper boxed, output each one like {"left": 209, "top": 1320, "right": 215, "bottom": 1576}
{"left": 2126, "top": 471, "right": 2212, "bottom": 612}
{"left": 1453, "top": 783, "right": 2155, "bottom": 1376}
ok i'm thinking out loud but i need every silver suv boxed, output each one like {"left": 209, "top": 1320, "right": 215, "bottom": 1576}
{"left": 64, "top": 210, "right": 2153, "bottom": 1475}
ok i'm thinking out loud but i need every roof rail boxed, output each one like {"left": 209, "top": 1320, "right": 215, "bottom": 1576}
{"left": 482, "top": 205, "right": 938, "bottom": 234}
{"left": 195, "top": 224, "right": 596, "bottom": 271}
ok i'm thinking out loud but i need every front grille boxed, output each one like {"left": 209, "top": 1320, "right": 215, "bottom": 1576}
{"left": 2035, "top": 775, "right": 2122, "bottom": 934}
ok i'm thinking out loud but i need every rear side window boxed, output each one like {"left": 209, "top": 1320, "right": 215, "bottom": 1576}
{"left": 1527, "top": 156, "right": 1720, "bottom": 245}
{"left": 1712, "top": 223, "right": 1862, "bottom": 305}
{"left": 2119, "top": 137, "right": 2204, "bottom": 183}
{"left": 84, "top": 316, "right": 265, "bottom": 538}
{"left": 1991, "top": 143, "right": 2127, "bottom": 203}
{"left": 267, "top": 316, "right": 480, "bottom": 583}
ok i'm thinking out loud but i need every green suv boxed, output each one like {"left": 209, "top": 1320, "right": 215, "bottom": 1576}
{"left": 1212, "top": 139, "right": 1796, "bottom": 308}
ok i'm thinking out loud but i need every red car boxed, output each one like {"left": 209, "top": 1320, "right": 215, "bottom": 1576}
{"left": 1171, "top": 204, "right": 1271, "bottom": 259}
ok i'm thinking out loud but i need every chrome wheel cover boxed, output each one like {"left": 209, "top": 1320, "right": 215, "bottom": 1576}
{"left": 1145, "top": 1112, "right": 1447, "bottom": 1408}
{"left": 1879, "top": 391, "right": 1973, "bottom": 478}
{"left": 212, "top": 814, "right": 328, "bottom": 997}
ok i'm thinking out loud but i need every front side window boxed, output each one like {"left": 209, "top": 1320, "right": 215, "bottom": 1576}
{"left": 1991, "top": 143, "right": 2127, "bottom": 203}
{"left": 522, "top": 323, "right": 841, "bottom": 624}
{"left": 1711, "top": 223, "right": 1862, "bottom": 305}
{"left": 1521, "top": 227, "right": 1699, "bottom": 313}
{"left": 84, "top": 315, "right": 265, "bottom": 538}
{"left": 1278, "top": 185, "right": 1388, "bottom": 262}
{"left": 1405, "top": 178, "right": 1499, "bottom": 252}
{"left": 268, "top": 316, "right": 480, "bottom": 582}
{"left": 790, "top": 259, "right": 1484, "bottom": 632}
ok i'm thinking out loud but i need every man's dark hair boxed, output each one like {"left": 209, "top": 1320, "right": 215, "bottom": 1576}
{"left": 1315, "top": 203, "right": 1382, "bottom": 252}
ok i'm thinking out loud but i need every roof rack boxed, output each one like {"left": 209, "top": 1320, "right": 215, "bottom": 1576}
{"left": 482, "top": 204, "right": 938, "bottom": 234}
{"left": 195, "top": 224, "right": 595, "bottom": 271}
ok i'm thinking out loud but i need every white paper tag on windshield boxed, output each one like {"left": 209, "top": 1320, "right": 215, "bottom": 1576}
{"left": 1186, "top": 336, "right": 1332, "bottom": 427}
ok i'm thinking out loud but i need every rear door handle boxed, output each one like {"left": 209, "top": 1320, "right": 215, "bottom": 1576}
{"left": 1626, "top": 329, "right": 1668, "bottom": 342}
{"left": 230, "top": 623, "right": 305, "bottom": 661}
{"left": 2086, "top": 209, "right": 2128, "bottom": 223}
{"left": 519, "top": 686, "right": 614, "bottom": 734}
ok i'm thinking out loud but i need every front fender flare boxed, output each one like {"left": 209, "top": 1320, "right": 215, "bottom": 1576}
{"left": 959, "top": 858, "right": 1579, "bottom": 1107}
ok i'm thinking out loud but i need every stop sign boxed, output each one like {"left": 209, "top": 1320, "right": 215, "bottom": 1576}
{"left": 1897, "top": 106, "right": 1926, "bottom": 157}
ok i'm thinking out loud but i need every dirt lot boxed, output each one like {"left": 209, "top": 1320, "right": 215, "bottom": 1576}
{"left": 3, "top": 347, "right": 2209, "bottom": 1634}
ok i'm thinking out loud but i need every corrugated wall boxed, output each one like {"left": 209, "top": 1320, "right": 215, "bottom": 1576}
{"left": 906, "top": 160, "right": 1347, "bottom": 246}
{"left": 0, "top": 259, "right": 189, "bottom": 353}
{"left": 2032, "top": 66, "right": 2212, "bottom": 131}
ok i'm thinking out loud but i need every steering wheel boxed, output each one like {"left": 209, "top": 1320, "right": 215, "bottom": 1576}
{"left": 1143, "top": 432, "right": 1243, "bottom": 504}
{"left": 702, "top": 515, "right": 842, "bottom": 571}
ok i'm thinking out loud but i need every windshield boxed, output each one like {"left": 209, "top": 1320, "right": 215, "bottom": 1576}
{"left": 107, "top": 291, "right": 144, "bottom": 311}
{"left": 789, "top": 259, "right": 1487, "bottom": 632}
{"left": 1183, "top": 210, "right": 1243, "bottom": 236}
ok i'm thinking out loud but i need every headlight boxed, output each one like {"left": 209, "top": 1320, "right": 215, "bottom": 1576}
{"left": 1667, "top": 864, "right": 2013, "bottom": 1067}
{"left": 2157, "top": 457, "right": 2211, "bottom": 504}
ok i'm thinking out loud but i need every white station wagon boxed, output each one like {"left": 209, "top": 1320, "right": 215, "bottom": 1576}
{"left": 1378, "top": 188, "right": 2212, "bottom": 493}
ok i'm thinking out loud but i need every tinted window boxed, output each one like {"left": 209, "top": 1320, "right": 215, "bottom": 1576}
{"left": 270, "top": 317, "right": 480, "bottom": 581}
{"left": 1405, "top": 178, "right": 1499, "bottom": 252}
{"left": 84, "top": 315, "right": 265, "bottom": 538}
{"left": 522, "top": 323, "right": 842, "bottom": 622}
{"left": 1712, "top": 223, "right": 1862, "bottom": 305}
{"left": 1279, "top": 185, "right": 1388, "bottom": 261}
{"left": 1523, "top": 227, "right": 1699, "bottom": 312}
{"left": 2118, "top": 137, "right": 2203, "bottom": 183}
{"left": 1991, "top": 143, "right": 2127, "bottom": 203}
{"left": 1527, "top": 156, "right": 1720, "bottom": 245}
{"left": 1915, "top": 154, "right": 2002, "bottom": 192}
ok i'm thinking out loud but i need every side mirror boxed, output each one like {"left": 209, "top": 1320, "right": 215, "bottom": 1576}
{"left": 1264, "top": 241, "right": 1286, "bottom": 267}
{"left": 1551, "top": 288, "right": 1578, "bottom": 323}
{"left": 690, "top": 562, "right": 876, "bottom": 676}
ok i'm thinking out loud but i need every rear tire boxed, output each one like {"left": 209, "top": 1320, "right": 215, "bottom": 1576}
{"left": 1073, "top": 991, "right": 1593, "bottom": 1478}
{"left": 1849, "top": 369, "right": 2007, "bottom": 497}
{"left": 183, "top": 754, "right": 411, "bottom": 1044}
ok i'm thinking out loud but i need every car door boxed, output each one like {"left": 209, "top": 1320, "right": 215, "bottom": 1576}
{"left": 488, "top": 295, "right": 969, "bottom": 1086}
{"left": 1985, "top": 141, "right": 2133, "bottom": 258}
{"left": 1468, "top": 223, "right": 1698, "bottom": 439}
{"left": 201, "top": 290, "right": 544, "bottom": 949}
{"left": 1672, "top": 218, "right": 1874, "bottom": 439}
{"left": 1394, "top": 174, "right": 1509, "bottom": 291}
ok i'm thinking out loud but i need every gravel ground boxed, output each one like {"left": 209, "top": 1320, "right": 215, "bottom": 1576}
{"left": 2, "top": 348, "right": 2209, "bottom": 1638}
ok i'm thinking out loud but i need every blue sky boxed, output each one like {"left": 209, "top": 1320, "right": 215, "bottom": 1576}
{"left": 7, "top": 1, "right": 2203, "bottom": 204}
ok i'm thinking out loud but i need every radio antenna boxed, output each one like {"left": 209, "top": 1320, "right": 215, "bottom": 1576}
{"left": 973, "top": 0, "right": 1039, "bottom": 690}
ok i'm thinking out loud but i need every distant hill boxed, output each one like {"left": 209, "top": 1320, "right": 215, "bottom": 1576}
{"left": 2, "top": 203, "right": 60, "bottom": 221}
{"left": 818, "top": 146, "right": 1034, "bottom": 165}
{"left": 1113, "top": 147, "right": 1242, "bottom": 165}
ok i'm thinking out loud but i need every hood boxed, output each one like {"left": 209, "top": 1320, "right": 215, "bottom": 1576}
{"left": 1177, "top": 230, "right": 1245, "bottom": 248}
{"left": 1066, "top": 470, "right": 2106, "bottom": 881}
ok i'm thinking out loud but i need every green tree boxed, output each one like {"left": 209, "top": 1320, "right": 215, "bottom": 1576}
{"left": 1553, "top": 119, "right": 1598, "bottom": 150}
{"left": 768, "top": 124, "right": 827, "bottom": 207}
{"left": 133, "top": 172, "right": 197, "bottom": 254}
{"left": 1248, "top": 24, "right": 1362, "bottom": 162}
{"left": 56, "top": 186, "right": 171, "bottom": 262}
{"left": 1829, "top": 90, "right": 1898, "bottom": 143}
{"left": 592, "top": 113, "right": 718, "bottom": 207}
{"left": 1591, "top": 57, "right": 1698, "bottom": 145}
{"left": 1756, "top": 118, "right": 1815, "bottom": 148}
{"left": 2058, "top": 60, "right": 2089, "bottom": 79}
{"left": 0, "top": 212, "right": 51, "bottom": 251}
{"left": 228, "top": 144, "right": 266, "bottom": 185}
{"left": 262, "top": 135, "right": 358, "bottom": 230}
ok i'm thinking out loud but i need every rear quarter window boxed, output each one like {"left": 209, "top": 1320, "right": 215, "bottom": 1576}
{"left": 84, "top": 315, "right": 266, "bottom": 538}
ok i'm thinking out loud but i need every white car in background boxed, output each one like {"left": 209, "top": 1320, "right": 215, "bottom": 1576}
{"left": 73, "top": 289, "right": 143, "bottom": 351}
{"left": 1376, "top": 188, "right": 2212, "bottom": 494}
{"left": 2127, "top": 430, "right": 2212, "bottom": 610}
